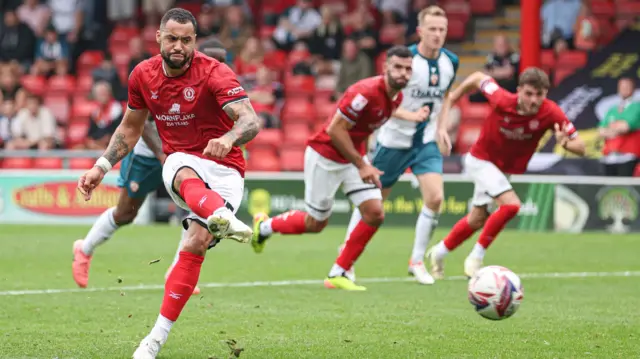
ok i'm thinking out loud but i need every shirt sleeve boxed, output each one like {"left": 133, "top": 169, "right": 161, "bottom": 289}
{"left": 551, "top": 104, "right": 578, "bottom": 139}
{"left": 479, "top": 78, "right": 511, "bottom": 110}
{"left": 40, "top": 108, "right": 56, "bottom": 138}
{"left": 207, "top": 62, "right": 248, "bottom": 110}
{"left": 336, "top": 88, "right": 370, "bottom": 124}
{"left": 127, "top": 64, "right": 147, "bottom": 111}
{"left": 625, "top": 102, "right": 640, "bottom": 131}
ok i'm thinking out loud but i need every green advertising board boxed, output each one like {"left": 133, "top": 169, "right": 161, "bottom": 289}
{"left": 237, "top": 178, "right": 555, "bottom": 231}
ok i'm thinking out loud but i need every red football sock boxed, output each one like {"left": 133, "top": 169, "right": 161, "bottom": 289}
{"left": 179, "top": 178, "right": 225, "bottom": 219}
{"left": 336, "top": 220, "right": 379, "bottom": 270}
{"left": 477, "top": 204, "right": 520, "bottom": 249}
{"left": 443, "top": 215, "right": 478, "bottom": 251}
{"left": 270, "top": 210, "right": 308, "bottom": 234}
{"left": 160, "top": 251, "right": 204, "bottom": 321}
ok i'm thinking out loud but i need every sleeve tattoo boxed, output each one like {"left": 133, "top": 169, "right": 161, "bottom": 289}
{"left": 222, "top": 99, "right": 261, "bottom": 146}
{"left": 103, "top": 132, "right": 130, "bottom": 166}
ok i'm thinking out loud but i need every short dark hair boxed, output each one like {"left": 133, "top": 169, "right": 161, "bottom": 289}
{"left": 199, "top": 38, "right": 227, "bottom": 62}
{"left": 160, "top": 8, "right": 197, "bottom": 30}
{"left": 386, "top": 45, "right": 413, "bottom": 61}
{"left": 518, "top": 67, "right": 550, "bottom": 90}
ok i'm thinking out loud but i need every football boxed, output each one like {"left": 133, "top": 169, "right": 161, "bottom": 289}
{"left": 468, "top": 265, "right": 524, "bottom": 320}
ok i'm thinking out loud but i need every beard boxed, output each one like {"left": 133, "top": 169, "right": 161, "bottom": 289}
{"left": 161, "top": 50, "right": 191, "bottom": 69}
{"left": 387, "top": 72, "right": 408, "bottom": 91}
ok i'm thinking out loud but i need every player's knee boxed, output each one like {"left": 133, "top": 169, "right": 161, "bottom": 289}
{"left": 361, "top": 206, "right": 385, "bottom": 227}
{"left": 305, "top": 216, "right": 328, "bottom": 233}
{"left": 424, "top": 192, "right": 443, "bottom": 211}
{"left": 181, "top": 223, "right": 213, "bottom": 256}
{"left": 112, "top": 205, "right": 138, "bottom": 225}
{"left": 172, "top": 167, "right": 200, "bottom": 193}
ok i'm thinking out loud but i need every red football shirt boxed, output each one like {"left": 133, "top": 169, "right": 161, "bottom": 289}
{"left": 128, "top": 51, "right": 248, "bottom": 176}
{"left": 470, "top": 79, "right": 577, "bottom": 174}
{"left": 307, "top": 76, "right": 403, "bottom": 163}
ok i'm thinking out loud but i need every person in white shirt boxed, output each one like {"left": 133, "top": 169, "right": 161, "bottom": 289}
{"left": 5, "top": 93, "right": 56, "bottom": 150}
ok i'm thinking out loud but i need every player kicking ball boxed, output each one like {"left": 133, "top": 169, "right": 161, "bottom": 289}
{"left": 76, "top": 8, "right": 260, "bottom": 359}
{"left": 250, "top": 46, "right": 413, "bottom": 291}
{"left": 72, "top": 38, "right": 230, "bottom": 297}
{"left": 342, "top": 5, "right": 458, "bottom": 285}
{"left": 427, "top": 68, "right": 586, "bottom": 279}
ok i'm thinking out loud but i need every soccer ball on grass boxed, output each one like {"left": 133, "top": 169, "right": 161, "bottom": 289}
{"left": 468, "top": 265, "right": 524, "bottom": 320}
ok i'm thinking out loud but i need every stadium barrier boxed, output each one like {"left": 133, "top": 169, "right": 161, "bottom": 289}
{"left": 0, "top": 170, "right": 639, "bottom": 233}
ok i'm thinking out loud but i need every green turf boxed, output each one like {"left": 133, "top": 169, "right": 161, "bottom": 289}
{"left": 0, "top": 224, "right": 639, "bottom": 358}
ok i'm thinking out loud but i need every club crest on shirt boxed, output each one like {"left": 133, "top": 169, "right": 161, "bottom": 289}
{"left": 183, "top": 87, "right": 195, "bottom": 101}
{"left": 529, "top": 120, "right": 539, "bottom": 130}
{"left": 430, "top": 73, "right": 439, "bottom": 85}
{"left": 350, "top": 93, "right": 368, "bottom": 112}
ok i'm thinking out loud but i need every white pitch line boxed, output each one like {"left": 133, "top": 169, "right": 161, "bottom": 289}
{"left": 1, "top": 270, "right": 640, "bottom": 296}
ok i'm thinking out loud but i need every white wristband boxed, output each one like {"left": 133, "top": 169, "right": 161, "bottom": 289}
{"left": 94, "top": 157, "right": 112, "bottom": 173}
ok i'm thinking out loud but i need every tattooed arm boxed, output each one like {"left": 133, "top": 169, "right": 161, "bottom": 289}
{"left": 221, "top": 98, "right": 261, "bottom": 146}
{"left": 141, "top": 118, "right": 167, "bottom": 163}
{"left": 102, "top": 108, "right": 149, "bottom": 166}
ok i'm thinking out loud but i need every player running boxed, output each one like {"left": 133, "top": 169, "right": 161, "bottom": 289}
{"left": 76, "top": 9, "right": 260, "bottom": 359}
{"left": 428, "top": 68, "right": 586, "bottom": 279}
{"left": 71, "top": 38, "right": 230, "bottom": 297}
{"left": 250, "top": 46, "right": 413, "bottom": 291}
{"left": 342, "top": 5, "right": 458, "bottom": 285}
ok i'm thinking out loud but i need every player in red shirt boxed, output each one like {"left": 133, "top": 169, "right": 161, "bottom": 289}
{"left": 428, "top": 68, "right": 586, "bottom": 279}
{"left": 249, "top": 46, "right": 414, "bottom": 291}
{"left": 76, "top": 9, "right": 261, "bottom": 359}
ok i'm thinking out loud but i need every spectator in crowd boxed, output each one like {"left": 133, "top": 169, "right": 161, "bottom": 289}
{"left": 335, "top": 39, "right": 373, "bottom": 98}
{"left": 16, "top": 0, "right": 51, "bottom": 38}
{"left": 405, "top": 0, "right": 429, "bottom": 44}
{"left": 0, "top": 99, "right": 16, "bottom": 148}
{"left": 374, "top": 0, "right": 410, "bottom": 25}
{"left": 0, "top": 70, "right": 26, "bottom": 109}
{"left": 273, "top": 0, "right": 322, "bottom": 51}
{"left": 107, "top": 0, "right": 136, "bottom": 25}
{"left": 307, "top": 5, "right": 344, "bottom": 67}
{"left": 599, "top": 77, "right": 640, "bottom": 177}
{"left": 347, "top": 11, "right": 379, "bottom": 59}
{"left": 218, "top": 5, "right": 253, "bottom": 60}
{"left": 573, "top": 2, "right": 600, "bottom": 52}
{"left": 142, "top": 0, "right": 175, "bottom": 25}
{"left": 0, "top": 10, "right": 36, "bottom": 71}
{"left": 471, "top": 34, "right": 519, "bottom": 102}
{"left": 342, "top": 0, "right": 379, "bottom": 31}
{"left": 196, "top": 4, "right": 222, "bottom": 41}
{"left": 234, "top": 36, "right": 264, "bottom": 83}
{"left": 92, "top": 53, "right": 126, "bottom": 101}
{"left": 540, "top": 0, "right": 581, "bottom": 48}
{"left": 128, "top": 37, "right": 151, "bottom": 74}
{"left": 247, "top": 66, "right": 283, "bottom": 129}
{"left": 5, "top": 93, "right": 55, "bottom": 150}
{"left": 48, "top": 0, "right": 83, "bottom": 48}
{"left": 77, "top": 81, "right": 122, "bottom": 150}
{"left": 31, "top": 26, "right": 69, "bottom": 77}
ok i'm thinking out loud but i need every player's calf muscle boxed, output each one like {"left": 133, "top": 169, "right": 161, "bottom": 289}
{"left": 468, "top": 207, "right": 489, "bottom": 229}
{"left": 181, "top": 224, "right": 214, "bottom": 255}
{"left": 305, "top": 216, "right": 328, "bottom": 232}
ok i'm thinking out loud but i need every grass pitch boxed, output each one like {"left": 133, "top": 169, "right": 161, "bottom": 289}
{"left": 1, "top": 225, "right": 639, "bottom": 358}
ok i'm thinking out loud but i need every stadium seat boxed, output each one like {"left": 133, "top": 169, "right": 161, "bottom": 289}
{"left": 77, "top": 51, "right": 104, "bottom": 74}
{"left": 375, "top": 52, "right": 387, "bottom": 75}
{"left": 34, "top": 157, "right": 63, "bottom": 169}
{"left": 284, "top": 76, "right": 315, "bottom": 98}
{"left": 47, "top": 75, "right": 76, "bottom": 95}
{"left": 247, "top": 148, "right": 280, "bottom": 171}
{"left": 315, "top": 99, "right": 336, "bottom": 124}
{"left": 69, "top": 157, "right": 96, "bottom": 170}
{"left": 20, "top": 75, "right": 46, "bottom": 95}
{"left": 245, "top": 128, "right": 283, "bottom": 150}
{"left": 281, "top": 99, "right": 315, "bottom": 124}
{"left": 591, "top": 0, "right": 615, "bottom": 18}
{"left": 379, "top": 25, "right": 406, "bottom": 44}
{"left": 287, "top": 49, "right": 311, "bottom": 68}
{"left": 461, "top": 103, "right": 491, "bottom": 124}
{"left": 283, "top": 123, "right": 311, "bottom": 148}
{"left": 75, "top": 75, "right": 94, "bottom": 96}
{"left": 259, "top": 26, "right": 276, "bottom": 39}
{"left": 470, "top": 0, "right": 496, "bottom": 15}
{"left": 443, "top": 1, "right": 471, "bottom": 23}
{"left": 280, "top": 147, "right": 305, "bottom": 171}
{"left": 44, "top": 95, "right": 70, "bottom": 124}
{"left": 263, "top": 50, "right": 287, "bottom": 72}
{"left": 71, "top": 100, "right": 98, "bottom": 120}
{"left": 554, "top": 68, "right": 575, "bottom": 86}
{"left": 540, "top": 50, "right": 556, "bottom": 73}
{"left": 2, "top": 157, "right": 33, "bottom": 169}
{"left": 66, "top": 121, "right": 90, "bottom": 148}
{"left": 142, "top": 26, "right": 156, "bottom": 43}
{"left": 447, "top": 18, "right": 466, "bottom": 41}
{"left": 112, "top": 52, "right": 131, "bottom": 72}
{"left": 556, "top": 51, "right": 587, "bottom": 70}
{"left": 455, "top": 124, "right": 482, "bottom": 154}
{"left": 109, "top": 26, "right": 139, "bottom": 48}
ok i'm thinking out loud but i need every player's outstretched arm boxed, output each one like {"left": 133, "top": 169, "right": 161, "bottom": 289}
{"left": 449, "top": 71, "right": 491, "bottom": 104}
{"left": 326, "top": 113, "right": 366, "bottom": 168}
{"left": 141, "top": 119, "right": 166, "bottom": 163}
{"left": 221, "top": 98, "right": 261, "bottom": 146}
{"left": 103, "top": 108, "right": 149, "bottom": 166}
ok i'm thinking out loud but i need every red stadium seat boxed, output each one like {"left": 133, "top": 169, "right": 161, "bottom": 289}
{"left": 287, "top": 49, "right": 311, "bottom": 68}
{"left": 20, "top": 75, "right": 46, "bottom": 95}
{"left": 284, "top": 76, "right": 315, "bottom": 98}
{"left": 283, "top": 123, "right": 311, "bottom": 148}
{"left": 556, "top": 51, "right": 587, "bottom": 70}
{"left": 2, "top": 157, "right": 33, "bottom": 169}
{"left": 447, "top": 18, "right": 466, "bottom": 41}
{"left": 75, "top": 75, "right": 94, "bottom": 96}
{"left": 247, "top": 148, "right": 280, "bottom": 171}
{"left": 375, "top": 52, "right": 387, "bottom": 75}
{"left": 443, "top": 1, "right": 471, "bottom": 23}
{"left": 77, "top": 51, "right": 104, "bottom": 73}
{"left": 66, "top": 121, "right": 90, "bottom": 148}
{"left": 263, "top": 50, "right": 287, "bottom": 71}
{"left": 461, "top": 103, "right": 491, "bottom": 124}
{"left": 47, "top": 75, "right": 76, "bottom": 95}
{"left": 142, "top": 26, "right": 156, "bottom": 43}
{"left": 69, "top": 157, "right": 96, "bottom": 170}
{"left": 554, "top": 68, "right": 575, "bottom": 86}
{"left": 112, "top": 52, "right": 131, "bottom": 71}
{"left": 246, "top": 128, "right": 283, "bottom": 150}
{"left": 281, "top": 99, "right": 315, "bottom": 124}
{"left": 540, "top": 50, "right": 556, "bottom": 73}
{"left": 470, "top": 0, "right": 496, "bottom": 15}
{"left": 379, "top": 25, "right": 406, "bottom": 44}
{"left": 44, "top": 95, "right": 71, "bottom": 124}
{"left": 315, "top": 99, "right": 336, "bottom": 124}
{"left": 280, "top": 147, "right": 305, "bottom": 171}
{"left": 591, "top": 0, "right": 615, "bottom": 18}
{"left": 34, "top": 157, "right": 63, "bottom": 169}
{"left": 455, "top": 124, "right": 482, "bottom": 154}
{"left": 72, "top": 100, "right": 98, "bottom": 120}
{"left": 109, "top": 26, "right": 139, "bottom": 48}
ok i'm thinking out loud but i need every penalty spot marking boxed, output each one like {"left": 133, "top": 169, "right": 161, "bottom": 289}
{"left": 1, "top": 270, "right": 639, "bottom": 296}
